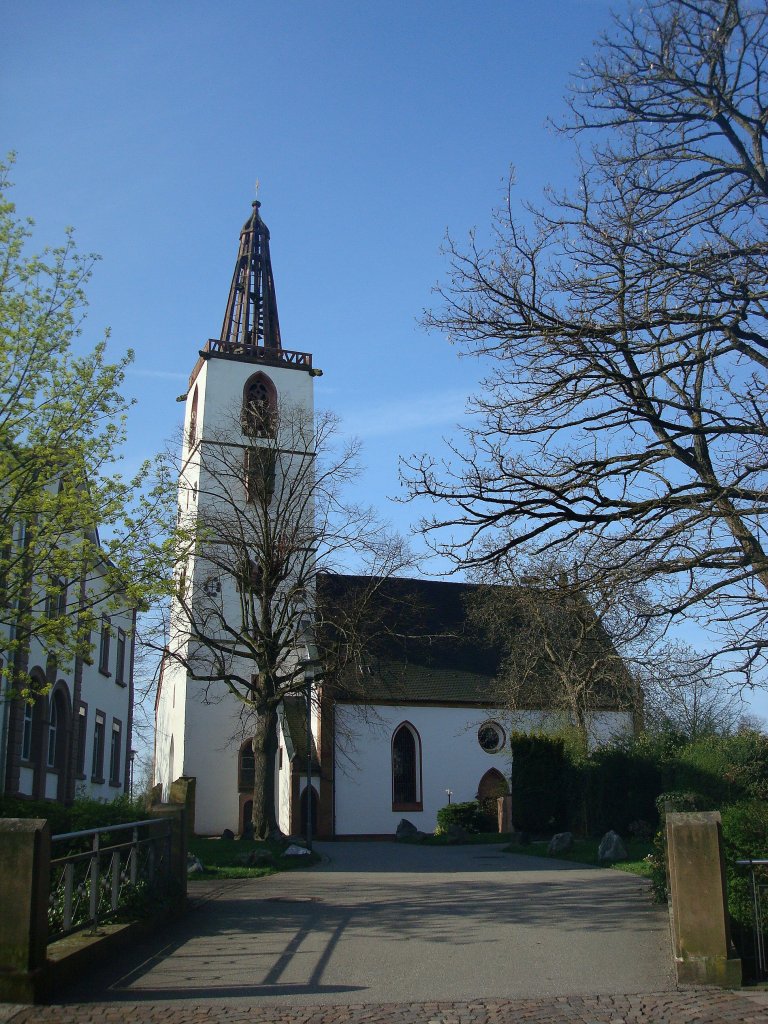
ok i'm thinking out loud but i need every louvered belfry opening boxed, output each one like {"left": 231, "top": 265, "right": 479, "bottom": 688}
{"left": 220, "top": 200, "right": 282, "bottom": 353}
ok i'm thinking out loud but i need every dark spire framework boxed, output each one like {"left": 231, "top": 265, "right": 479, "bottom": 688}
{"left": 190, "top": 200, "right": 312, "bottom": 388}
{"left": 220, "top": 200, "right": 282, "bottom": 352}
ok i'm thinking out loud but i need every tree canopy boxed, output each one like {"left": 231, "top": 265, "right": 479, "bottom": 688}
{"left": 0, "top": 159, "right": 176, "bottom": 696}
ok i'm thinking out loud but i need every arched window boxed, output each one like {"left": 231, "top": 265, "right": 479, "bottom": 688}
{"left": 47, "top": 685, "right": 71, "bottom": 778}
{"left": 242, "top": 372, "right": 277, "bottom": 437}
{"left": 392, "top": 722, "right": 422, "bottom": 811}
{"left": 239, "top": 739, "right": 255, "bottom": 790}
{"left": 188, "top": 385, "right": 199, "bottom": 447}
{"left": 21, "top": 702, "right": 34, "bottom": 761}
{"left": 47, "top": 697, "right": 58, "bottom": 768}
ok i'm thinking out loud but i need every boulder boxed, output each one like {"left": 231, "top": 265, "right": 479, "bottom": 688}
{"left": 598, "top": 830, "right": 627, "bottom": 864}
{"left": 187, "top": 853, "right": 204, "bottom": 875}
{"left": 547, "top": 831, "right": 574, "bottom": 857}
{"left": 284, "top": 844, "right": 311, "bottom": 856}
{"left": 221, "top": 828, "right": 235, "bottom": 841}
{"left": 395, "top": 819, "right": 419, "bottom": 840}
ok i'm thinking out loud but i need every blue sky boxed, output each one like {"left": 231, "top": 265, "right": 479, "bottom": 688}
{"left": 4, "top": 0, "right": 765, "bottom": 724}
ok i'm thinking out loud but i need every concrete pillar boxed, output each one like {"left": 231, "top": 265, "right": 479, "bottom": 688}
{"left": 666, "top": 811, "right": 741, "bottom": 987}
{"left": 497, "top": 795, "right": 513, "bottom": 834}
{"left": 0, "top": 818, "right": 50, "bottom": 1003}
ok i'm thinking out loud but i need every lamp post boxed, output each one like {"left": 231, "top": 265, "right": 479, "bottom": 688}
{"left": 304, "top": 657, "right": 314, "bottom": 853}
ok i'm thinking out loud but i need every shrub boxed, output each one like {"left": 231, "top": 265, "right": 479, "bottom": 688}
{"left": 721, "top": 800, "right": 768, "bottom": 931}
{"left": 0, "top": 793, "right": 149, "bottom": 836}
{"left": 668, "top": 731, "right": 768, "bottom": 806}
{"left": 510, "top": 733, "right": 570, "bottom": 833}
{"left": 436, "top": 800, "right": 495, "bottom": 834}
{"left": 581, "top": 745, "right": 662, "bottom": 835}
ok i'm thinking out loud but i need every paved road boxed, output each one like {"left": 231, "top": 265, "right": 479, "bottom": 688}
{"left": 4, "top": 841, "right": 766, "bottom": 1022}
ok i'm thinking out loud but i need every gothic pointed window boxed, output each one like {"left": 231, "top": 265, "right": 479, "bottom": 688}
{"left": 392, "top": 722, "right": 422, "bottom": 811}
{"left": 242, "top": 372, "right": 277, "bottom": 438}
{"left": 239, "top": 739, "right": 255, "bottom": 790}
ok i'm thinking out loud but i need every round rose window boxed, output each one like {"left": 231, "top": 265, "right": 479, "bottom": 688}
{"left": 477, "top": 721, "right": 505, "bottom": 753}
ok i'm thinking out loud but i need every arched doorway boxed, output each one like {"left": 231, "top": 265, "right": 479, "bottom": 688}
{"left": 241, "top": 799, "right": 254, "bottom": 836}
{"left": 477, "top": 768, "right": 509, "bottom": 820}
{"left": 300, "top": 784, "right": 319, "bottom": 837}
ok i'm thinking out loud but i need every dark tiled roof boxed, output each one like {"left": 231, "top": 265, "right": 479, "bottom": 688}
{"left": 316, "top": 573, "right": 509, "bottom": 705}
{"left": 357, "top": 661, "right": 503, "bottom": 705}
{"left": 316, "top": 572, "right": 631, "bottom": 709}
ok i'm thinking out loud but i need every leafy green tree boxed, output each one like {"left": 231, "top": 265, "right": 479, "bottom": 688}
{"left": 0, "top": 158, "right": 176, "bottom": 698}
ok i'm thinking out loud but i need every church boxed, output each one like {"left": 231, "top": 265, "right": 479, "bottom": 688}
{"left": 153, "top": 201, "right": 635, "bottom": 838}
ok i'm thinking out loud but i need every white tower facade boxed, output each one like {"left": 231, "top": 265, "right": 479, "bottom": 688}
{"left": 155, "top": 201, "right": 317, "bottom": 835}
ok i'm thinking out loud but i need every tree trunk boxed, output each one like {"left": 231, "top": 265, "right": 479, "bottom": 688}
{"left": 251, "top": 704, "right": 279, "bottom": 840}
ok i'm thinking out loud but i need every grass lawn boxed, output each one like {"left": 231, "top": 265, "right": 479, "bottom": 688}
{"left": 188, "top": 837, "right": 322, "bottom": 880}
{"left": 504, "top": 837, "right": 654, "bottom": 878}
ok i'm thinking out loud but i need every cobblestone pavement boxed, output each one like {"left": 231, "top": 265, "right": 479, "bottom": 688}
{"left": 3, "top": 989, "right": 768, "bottom": 1024}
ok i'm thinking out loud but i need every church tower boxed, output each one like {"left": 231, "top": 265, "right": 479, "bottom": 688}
{"left": 154, "top": 201, "right": 318, "bottom": 835}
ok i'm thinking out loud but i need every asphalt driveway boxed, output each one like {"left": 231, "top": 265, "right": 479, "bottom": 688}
{"left": 50, "top": 840, "right": 673, "bottom": 1008}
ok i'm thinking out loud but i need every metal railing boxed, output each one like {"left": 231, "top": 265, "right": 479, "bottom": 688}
{"left": 735, "top": 858, "right": 768, "bottom": 979}
{"left": 48, "top": 818, "right": 171, "bottom": 942}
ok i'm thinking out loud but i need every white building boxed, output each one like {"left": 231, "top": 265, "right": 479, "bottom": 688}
{"left": 154, "top": 200, "right": 635, "bottom": 838}
{"left": 1, "top": 525, "right": 136, "bottom": 805}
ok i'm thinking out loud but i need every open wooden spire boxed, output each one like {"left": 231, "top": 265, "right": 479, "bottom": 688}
{"left": 220, "top": 201, "right": 282, "bottom": 352}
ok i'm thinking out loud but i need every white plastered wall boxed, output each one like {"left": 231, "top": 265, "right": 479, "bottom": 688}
{"left": 333, "top": 703, "right": 634, "bottom": 836}
{"left": 158, "top": 352, "right": 315, "bottom": 835}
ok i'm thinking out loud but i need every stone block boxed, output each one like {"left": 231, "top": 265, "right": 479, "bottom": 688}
{"left": 0, "top": 818, "right": 50, "bottom": 1003}
{"left": 666, "top": 811, "right": 741, "bottom": 988}
{"left": 169, "top": 776, "right": 196, "bottom": 838}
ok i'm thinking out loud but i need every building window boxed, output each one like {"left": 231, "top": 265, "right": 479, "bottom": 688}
{"left": 244, "top": 447, "right": 276, "bottom": 504}
{"left": 47, "top": 696, "right": 58, "bottom": 768}
{"left": 21, "top": 702, "right": 33, "bottom": 761}
{"left": 239, "top": 740, "right": 255, "bottom": 791}
{"left": 392, "top": 722, "right": 422, "bottom": 811}
{"left": 46, "top": 687, "right": 70, "bottom": 771}
{"left": 242, "top": 372, "right": 277, "bottom": 437}
{"left": 188, "top": 385, "right": 198, "bottom": 447}
{"left": 98, "top": 616, "right": 111, "bottom": 675}
{"left": 76, "top": 704, "right": 87, "bottom": 777}
{"left": 110, "top": 720, "right": 122, "bottom": 786}
{"left": 477, "top": 721, "right": 505, "bottom": 753}
{"left": 116, "top": 629, "right": 127, "bottom": 686}
{"left": 46, "top": 577, "right": 67, "bottom": 619}
{"left": 92, "top": 712, "right": 105, "bottom": 781}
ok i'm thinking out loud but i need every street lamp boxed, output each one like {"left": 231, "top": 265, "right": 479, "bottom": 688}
{"left": 304, "top": 658, "right": 314, "bottom": 852}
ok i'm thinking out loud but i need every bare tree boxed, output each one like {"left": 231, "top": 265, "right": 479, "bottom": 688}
{"left": 405, "top": 0, "right": 768, "bottom": 684}
{"left": 158, "top": 404, "right": 412, "bottom": 839}
{"left": 468, "top": 551, "right": 649, "bottom": 747}
{"left": 641, "top": 643, "right": 746, "bottom": 739}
